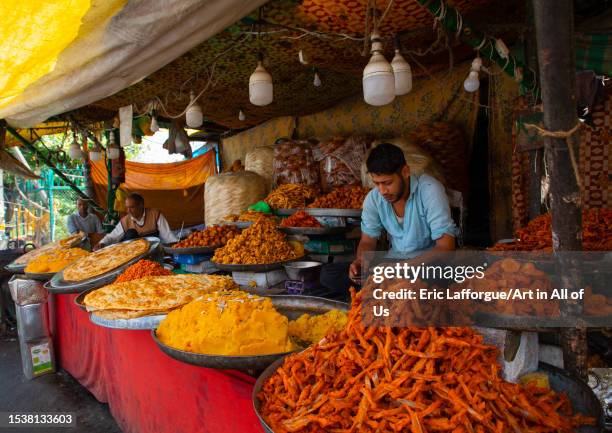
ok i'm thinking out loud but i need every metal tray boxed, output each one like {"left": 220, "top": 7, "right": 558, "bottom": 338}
{"left": 47, "top": 237, "right": 160, "bottom": 294}
{"left": 5, "top": 233, "right": 87, "bottom": 273}
{"left": 23, "top": 271, "right": 57, "bottom": 281}
{"left": 162, "top": 243, "right": 221, "bottom": 255}
{"left": 91, "top": 311, "right": 167, "bottom": 330}
{"left": 211, "top": 256, "right": 305, "bottom": 273}
{"left": 151, "top": 295, "right": 348, "bottom": 371}
{"left": 252, "top": 361, "right": 604, "bottom": 433}
{"left": 279, "top": 226, "right": 349, "bottom": 236}
{"left": 275, "top": 208, "right": 362, "bottom": 217}
{"left": 4, "top": 262, "right": 26, "bottom": 274}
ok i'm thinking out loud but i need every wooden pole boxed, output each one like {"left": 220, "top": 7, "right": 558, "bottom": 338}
{"left": 532, "top": 0, "right": 587, "bottom": 378}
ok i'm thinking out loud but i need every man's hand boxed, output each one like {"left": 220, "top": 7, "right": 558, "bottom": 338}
{"left": 92, "top": 243, "right": 104, "bottom": 251}
{"left": 349, "top": 258, "right": 362, "bottom": 280}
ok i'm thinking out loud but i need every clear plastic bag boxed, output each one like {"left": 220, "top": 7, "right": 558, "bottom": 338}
{"left": 314, "top": 136, "right": 366, "bottom": 192}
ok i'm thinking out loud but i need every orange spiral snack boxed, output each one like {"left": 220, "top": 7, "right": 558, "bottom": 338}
{"left": 115, "top": 259, "right": 172, "bottom": 283}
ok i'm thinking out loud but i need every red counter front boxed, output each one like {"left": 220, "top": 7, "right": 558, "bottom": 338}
{"left": 49, "top": 293, "right": 264, "bottom": 433}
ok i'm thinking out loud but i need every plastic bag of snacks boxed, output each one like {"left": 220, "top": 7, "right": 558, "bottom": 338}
{"left": 273, "top": 139, "right": 320, "bottom": 188}
{"left": 314, "top": 136, "right": 367, "bottom": 192}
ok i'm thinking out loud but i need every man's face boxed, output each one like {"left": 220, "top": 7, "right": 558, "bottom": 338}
{"left": 77, "top": 200, "right": 88, "bottom": 216}
{"left": 125, "top": 198, "right": 144, "bottom": 219}
{"left": 370, "top": 166, "right": 410, "bottom": 204}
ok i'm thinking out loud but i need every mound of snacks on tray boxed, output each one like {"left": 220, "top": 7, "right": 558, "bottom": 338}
{"left": 173, "top": 225, "right": 240, "bottom": 248}
{"left": 287, "top": 309, "right": 347, "bottom": 344}
{"left": 25, "top": 247, "right": 89, "bottom": 273}
{"left": 213, "top": 218, "right": 299, "bottom": 265}
{"left": 115, "top": 259, "right": 172, "bottom": 283}
{"left": 258, "top": 289, "right": 595, "bottom": 433}
{"left": 157, "top": 291, "right": 296, "bottom": 356}
{"left": 265, "top": 184, "right": 319, "bottom": 209}
{"left": 280, "top": 210, "right": 322, "bottom": 228}
{"left": 307, "top": 185, "right": 369, "bottom": 209}
{"left": 223, "top": 209, "right": 276, "bottom": 223}
{"left": 489, "top": 208, "right": 612, "bottom": 251}
{"left": 15, "top": 231, "right": 84, "bottom": 265}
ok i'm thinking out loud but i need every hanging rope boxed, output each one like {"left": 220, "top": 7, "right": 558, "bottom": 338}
{"left": 524, "top": 122, "right": 583, "bottom": 191}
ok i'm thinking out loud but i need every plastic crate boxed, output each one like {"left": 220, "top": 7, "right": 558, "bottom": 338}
{"left": 172, "top": 253, "right": 213, "bottom": 265}
{"left": 304, "top": 239, "right": 356, "bottom": 255}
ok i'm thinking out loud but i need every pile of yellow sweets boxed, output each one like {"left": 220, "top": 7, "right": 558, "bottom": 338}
{"left": 156, "top": 291, "right": 348, "bottom": 356}
{"left": 25, "top": 248, "right": 89, "bottom": 273}
{"left": 212, "top": 218, "right": 300, "bottom": 264}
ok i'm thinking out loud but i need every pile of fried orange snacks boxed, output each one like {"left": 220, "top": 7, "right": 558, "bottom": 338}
{"left": 280, "top": 210, "right": 322, "bottom": 228}
{"left": 115, "top": 259, "right": 172, "bottom": 283}
{"left": 308, "top": 185, "right": 369, "bottom": 209}
{"left": 490, "top": 208, "right": 612, "bottom": 251}
{"left": 258, "top": 289, "right": 595, "bottom": 433}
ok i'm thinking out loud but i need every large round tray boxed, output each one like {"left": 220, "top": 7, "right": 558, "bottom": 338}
{"left": 23, "top": 271, "right": 57, "bottom": 281}
{"left": 4, "top": 233, "right": 87, "bottom": 274}
{"left": 252, "top": 361, "right": 604, "bottom": 433}
{"left": 275, "top": 208, "right": 362, "bottom": 217}
{"left": 151, "top": 295, "right": 348, "bottom": 371}
{"left": 162, "top": 243, "right": 221, "bottom": 255}
{"left": 211, "top": 256, "right": 305, "bottom": 273}
{"left": 47, "top": 237, "right": 160, "bottom": 294}
{"left": 279, "top": 226, "right": 349, "bottom": 236}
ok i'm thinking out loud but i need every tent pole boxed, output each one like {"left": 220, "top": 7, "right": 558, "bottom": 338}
{"left": 4, "top": 125, "right": 105, "bottom": 215}
{"left": 532, "top": 0, "right": 586, "bottom": 378}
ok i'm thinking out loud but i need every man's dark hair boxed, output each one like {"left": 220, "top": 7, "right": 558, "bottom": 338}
{"left": 366, "top": 143, "right": 407, "bottom": 174}
{"left": 127, "top": 193, "right": 145, "bottom": 206}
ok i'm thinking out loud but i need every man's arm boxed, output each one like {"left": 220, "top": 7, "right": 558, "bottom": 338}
{"left": 66, "top": 215, "right": 78, "bottom": 234}
{"left": 95, "top": 223, "right": 124, "bottom": 250}
{"left": 349, "top": 233, "right": 378, "bottom": 279}
{"left": 157, "top": 214, "right": 179, "bottom": 243}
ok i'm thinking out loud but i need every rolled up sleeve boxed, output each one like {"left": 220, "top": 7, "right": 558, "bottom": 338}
{"left": 420, "top": 179, "right": 458, "bottom": 240}
{"left": 360, "top": 191, "right": 383, "bottom": 239}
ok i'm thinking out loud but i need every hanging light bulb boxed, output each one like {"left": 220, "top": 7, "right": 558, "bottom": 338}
{"left": 313, "top": 68, "right": 322, "bottom": 87}
{"left": 89, "top": 145, "right": 102, "bottom": 162}
{"left": 238, "top": 109, "right": 246, "bottom": 121}
{"left": 150, "top": 111, "right": 160, "bottom": 133}
{"left": 363, "top": 32, "right": 395, "bottom": 106}
{"left": 69, "top": 132, "right": 83, "bottom": 161}
{"left": 391, "top": 36, "right": 412, "bottom": 95}
{"left": 298, "top": 49, "right": 309, "bottom": 65}
{"left": 463, "top": 57, "right": 482, "bottom": 93}
{"left": 185, "top": 91, "right": 203, "bottom": 128}
{"left": 106, "top": 132, "right": 120, "bottom": 160}
{"left": 249, "top": 52, "right": 273, "bottom": 106}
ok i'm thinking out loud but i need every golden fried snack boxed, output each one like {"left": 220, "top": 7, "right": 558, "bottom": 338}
{"left": 265, "top": 184, "right": 319, "bottom": 209}
{"left": 308, "top": 185, "right": 369, "bottom": 209}
{"left": 173, "top": 225, "right": 239, "bottom": 248}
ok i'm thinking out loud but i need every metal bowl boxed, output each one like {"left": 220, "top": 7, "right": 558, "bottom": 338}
{"left": 252, "top": 361, "right": 604, "bottom": 433}
{"left": 151, "top": 295, "right": 348, "bottom": 371}
{"left": 282, "top": 261, "right": 323, "bottom": 283}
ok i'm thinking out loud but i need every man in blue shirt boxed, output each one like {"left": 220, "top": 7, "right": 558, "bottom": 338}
{"left": 320, "top": 143, "right": 458, "bottom": 297}
{"left": 66, "top": 198, "right": 103, "bottom": 235}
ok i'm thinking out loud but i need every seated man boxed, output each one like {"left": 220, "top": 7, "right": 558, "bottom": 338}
{"left": 320, "top": 143, "right": 458, "bottom": 298}
{"left": 96, "top": 193, "right": 178, "bottom": 249}
{"left": 66, "top": 198, "right": 103, "bottom": 235}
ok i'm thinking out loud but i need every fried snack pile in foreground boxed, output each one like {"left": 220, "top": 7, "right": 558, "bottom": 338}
{"left": 213, "top": 218, "right": 299, "bottom": 264}
{"left": 307, "top": 185, "right": 369, "bottom": 209}
{"left": 25, "top": 248, "right": 89, "bottom": 273}
{"left": 157, "top": 291, "right": 296, "bottom": 355}
{"left": 83, "top": 274, "right": 236, "bottom": 319}
{"left": 490, "top": 208, "right": 612, "bottom": 251}
{"left": 173, "top": 225, "right": 239, "bottom": 248}
{"left": 14, "top": 231, "right": 84, "bottom": 265}
{"left": 280, "top": 210, "right": 323, "bottom": 228}
{"left": 287, "top": 310, "right": 348, "bottom": 344}
{"left": 63, "top": 238, "right": 150, "bottom": 281}
{"left": 258, "top": 289, "right": 595, "bottom": 433}
{"left": 265, "top": 184, "right": 319, "bottom": 209}
{"left": 114, "top": 259, "right": 172, "bottom": 283}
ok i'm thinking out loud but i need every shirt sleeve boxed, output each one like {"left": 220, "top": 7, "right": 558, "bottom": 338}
{"left": 360, "top": 191, "right": 383, "bottom": 239}
{"left": 99, "top": 222, "right": 124, "bottom": 246}
{"left": 66, "top": 215, "right": 78, "bottom": 234}
{"left": 157, "top": 214, "right": 179, "bottom": 243}
{"left": 419, "top": 178, "right": 459, "bottom": 240}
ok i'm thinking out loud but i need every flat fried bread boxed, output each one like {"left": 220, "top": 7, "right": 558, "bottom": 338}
{"left": 63, "top": 238, "right": 149, "bottom": 282}
{"left": 14, "top": 232, "right": 84, "bottom": 265}
{"left": 83, "top": 274, "right": 237, "bottom": 312}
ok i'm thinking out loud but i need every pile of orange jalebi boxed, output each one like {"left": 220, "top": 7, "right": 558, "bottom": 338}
{"left": 490, "top": 208, "right": 612, "bottom": 251}
{"left": 258, "top": 289, "right": 595, "bottom": 433}
{"left": 307, "top": 185, "right": 369, "bottom": 209}
{"left": 115, "top": 259, "right": 172, "bottom": 283}
{"left": 280, "top": 210, "right": 322, "bottom": 228}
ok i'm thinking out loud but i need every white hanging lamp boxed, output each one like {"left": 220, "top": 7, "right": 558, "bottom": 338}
{"left": 106, "top": 132, "right": 120, "bottom": 160}
{"left": 238, "top": 109, "right": 246, "bottom": 121}
{"left": 391, "top": 36, "right": 412, "bottom": 95}
{"left": 185, "top": 91, "right": 203, "bottom": 128}
{"left": 363, "top": 32, "right": 395, "bottom": 106}
{"left": 249, "top": 52, "right": 273, "bottom": 106}
{"left": 150, "top": 111, "right": 160, "bottom": 133}
{"left": 463, "top": 57, "right": 482, "bottom": 93}
{"left": 313, "top": 68, "right": 322, "bottom": 87}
